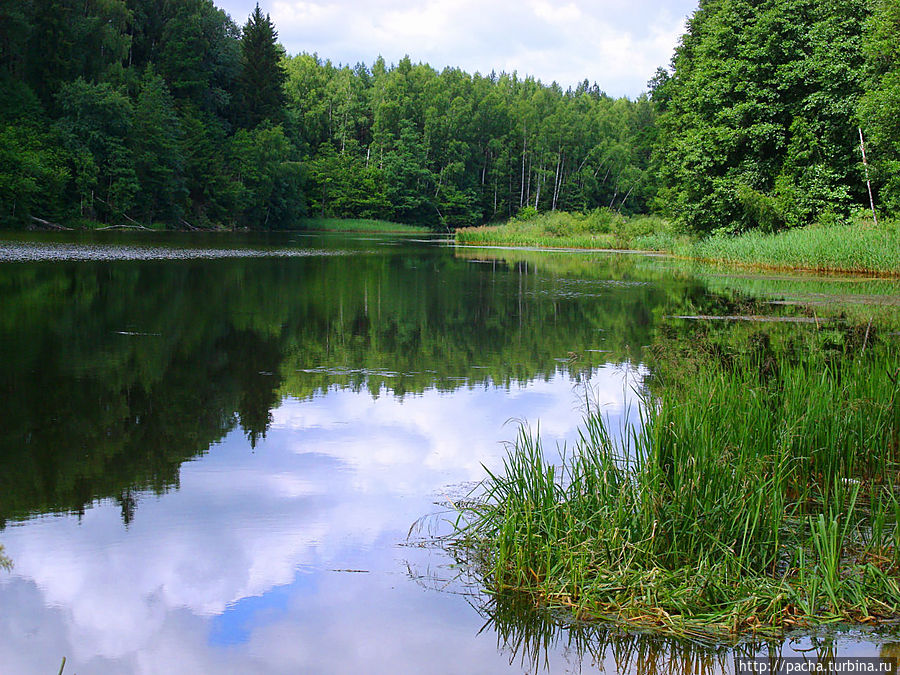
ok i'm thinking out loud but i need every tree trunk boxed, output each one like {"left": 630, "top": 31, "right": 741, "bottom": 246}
{"left": 519, "top": 123, "right": 527, "bottom": 209}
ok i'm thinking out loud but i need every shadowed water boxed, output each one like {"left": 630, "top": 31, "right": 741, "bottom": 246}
{"left": 0, "top": 232, "right": 896, "bottom": 673}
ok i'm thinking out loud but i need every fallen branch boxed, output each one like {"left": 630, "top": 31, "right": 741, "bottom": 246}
{"left": 94, "top": 223, "right": 151, "bottom": 231}
{"left": 28, "top": 215, "right": 71, "bottom": 230}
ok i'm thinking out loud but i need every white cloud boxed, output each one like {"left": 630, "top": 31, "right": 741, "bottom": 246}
{"left": 221, "top": 0, "right": 697, "bottom": 96}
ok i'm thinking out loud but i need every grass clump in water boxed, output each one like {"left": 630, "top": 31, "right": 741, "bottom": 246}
{"left": 453, "top": 328, "right": 900, "bottom": 639}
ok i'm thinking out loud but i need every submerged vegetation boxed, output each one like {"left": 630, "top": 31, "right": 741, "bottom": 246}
{"left": 452, "top": 324, "right": 900, "bottom": 638}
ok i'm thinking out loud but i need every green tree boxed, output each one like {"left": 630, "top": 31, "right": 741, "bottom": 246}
{"left": 55, "top": 78, "right": 138, "bottom": 222}
{"left": 131, "top": 68, "right": 186, "bottom": 224}
{"left": 229, "top": 123, "right": 304, "bottom": 228}
{"left": 858, "top": 0, "right": 900, "bottom": 217}
{"left": 654, "top": 0, "right": 869, "bottom": 233}
{"left": 237, "top": 4, "right": 286, "bottom": 128}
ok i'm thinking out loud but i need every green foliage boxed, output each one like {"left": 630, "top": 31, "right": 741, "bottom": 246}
{"left": 297, "top": 218, "right": 426, "bottom": 233}
{"left": 229, "top": 123, "right": 304, "bottom": 228}
{"left": 858, "top": 0, "right": 900, "bottom": 216}
{"left": 457, "top": 210, "right": 677, "bottom": 250}
{"left": 0, "top": 123, "right": 69, "bottom": 227}
{"left": 454, "top": 325, "right": 900, "bottom": 636}
{"left": 237, "top": 3, "right": 286, "bottom": 128}
{"left": 131, "top": 69, "right": 186, "bottom": 223}
{"left": 154, "top": 0, "right": 240, "bottom": 114}
{"left": 4, "top": 0, "right": 896, "bottom": 231}
{"left": 55, "top": 79, "right": 138, "bottom": 221}
{"left": 656, "top": 0, "right": 871, "bottom": 233}
{"left": 282, "top": 53, "right": 659, "bottom": 230}
{"left": 693, "top": 216, "right": 900, "bottom": 274}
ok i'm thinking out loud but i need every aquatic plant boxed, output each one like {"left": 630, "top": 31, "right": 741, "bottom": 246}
{"left": 456, "top": 210, "right": 679, "bottom": 251}
{"left": 297, "top": 218, "right": 430, "bottom": 233}
{"left": 692, "top": 218, "right": 900, "bottom": 275}
{"left": 453, "top": 327, "right": 900, "bottom": 639}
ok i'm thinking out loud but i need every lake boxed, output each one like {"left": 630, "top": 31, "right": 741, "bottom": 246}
{"left": 0, "top": 231, "right": 897, "bottom": 673}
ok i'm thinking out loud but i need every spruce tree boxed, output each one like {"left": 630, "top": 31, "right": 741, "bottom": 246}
{"left": 237, "top": 4, "right": 286, "bottom": 128}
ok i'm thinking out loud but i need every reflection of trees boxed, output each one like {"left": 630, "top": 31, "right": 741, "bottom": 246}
{"left": 476, "top": 592, "right": 737, "bottom": 675}
{"left": 0, "top": 244, "right": 709, "bottom": 526}
{"left": 438, "top": 588, "right": 879, "bottom": 675}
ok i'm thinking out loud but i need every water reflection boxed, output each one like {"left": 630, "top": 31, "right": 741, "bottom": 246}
{"left": 454, "top": 592, "right": 899, "bottom": 675}
{"left": 0, "top": 237, "right": 687, "bottom": 526}
{"left": 0, "top": 369, "right": 637, "bottom": 673}
{"left": 1, "top": 233, "right": 895, "bottom": 673}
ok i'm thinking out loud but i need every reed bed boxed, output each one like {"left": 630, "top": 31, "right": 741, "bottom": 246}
{"left": 693, "top": 219, "right": 900, "bottom": 276}
{"left": 456, "top": 210, "right": 678, "bottom": 251}
{"left": 297, "top": 217, "right": 430, "bottom": 233}
{"left": 457, "top": 211, "right": 900, "bottom": 276}
{"left": 453, "top": 331, "right": 900, "bottom": 639}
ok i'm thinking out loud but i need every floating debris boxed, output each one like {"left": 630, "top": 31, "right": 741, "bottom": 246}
{"left": 666, "top": 314, "right": 826, "bottom": 323}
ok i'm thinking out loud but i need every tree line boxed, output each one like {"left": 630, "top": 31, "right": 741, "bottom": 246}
{"left": 652, "top": 0, "right": 900, "bottom": 233}
{"left": 0, "top": 0, "right": 897, "bottom": 232}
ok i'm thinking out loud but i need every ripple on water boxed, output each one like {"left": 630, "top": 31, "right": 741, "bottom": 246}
{"left": 0, "top": 241, "right": 350, "bottom": 262}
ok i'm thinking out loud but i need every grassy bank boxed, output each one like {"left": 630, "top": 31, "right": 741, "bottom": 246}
{"left": 298, "top": 217, "right": 431, "bottom": 233}
{"left": 456, "top": 209, "right": 681, "bottom": 251}
{"left": 456, "top": 211, "right": 900, "bottom": 276}
{"left": 452, "top": 326, "right": 900, "bottom": 639}
{"left": 693, "top": 218, "right": 900, "bottom": 275}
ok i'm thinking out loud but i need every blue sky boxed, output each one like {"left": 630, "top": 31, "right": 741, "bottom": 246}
{"left": 219, "top": 0, "right": 700, "bottom": 97}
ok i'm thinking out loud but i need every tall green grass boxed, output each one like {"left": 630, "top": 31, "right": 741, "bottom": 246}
{"left": 456, "top": 209, "right": 680, "bottom": 251}
{"left": 457, "top": 210, "right": 900, "bottom": 276}
{"left": 694, "top": 218, "right": 900, "bottom": 275}
{"left": 454, "top": 330, "right": 900, "bottom": 638}
{"left": 298, "top": 217, "right": 431, "bottom": 233}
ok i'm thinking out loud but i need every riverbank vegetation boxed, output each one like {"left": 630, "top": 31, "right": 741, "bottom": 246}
{"left": 457, "top": 210, "right": 900, "bottom": 275}
{"left": 691, "top": 216, "right": 900, "bottom": 275}
{"left": 456, "top": 208, "right": 680, "bottom": 251}
{"left": 297, "top": 218, "right": 430, "bottom": 233}
{"left": 4, "top": 1, "right": 897, "bottom": 237}
{"left": 452, "top": 323, "right": 900, "bottom": 638}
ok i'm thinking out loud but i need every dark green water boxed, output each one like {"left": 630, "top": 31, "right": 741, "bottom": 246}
{"left": 0, "top": 232, "right": 896, "bottom": 673}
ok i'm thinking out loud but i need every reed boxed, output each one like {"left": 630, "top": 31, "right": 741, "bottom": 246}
{"left": 297, "top": 217, "right": 430, "bottom": 233}
{"left": 456, "top": 210, "right": 679, "bottom": 251}
{"left": 457, "top": 211, "right": 900, "bottom": 277}
{"left": 453, "top": 329, "right": 900, "bottom": 638}
{"left": 693, "top": 218, "right": 900, "bottom": 276}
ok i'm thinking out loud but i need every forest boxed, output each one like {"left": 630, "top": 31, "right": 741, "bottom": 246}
{"left": 0, "top": 0, "right": 898, "bottom": 233}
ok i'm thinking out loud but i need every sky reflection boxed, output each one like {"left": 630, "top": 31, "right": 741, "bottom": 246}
{"left": 0, "top": 366, "right": 640, "bottom": 673}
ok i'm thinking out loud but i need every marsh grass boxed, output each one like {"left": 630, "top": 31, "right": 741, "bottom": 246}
{"left": 456, "top": 210, "right": 681, "bottom": 251}
{"left": 457, "top": 211, "right": 900, "bottom": 276}
{"left": 693, "top": 218, "right": 900, "bottom": 276}
{"left": 298, "top": 217, "right": 430, "bottom": 233}
{"left": 453, "top": 327, "right": 900, "bottom": 639}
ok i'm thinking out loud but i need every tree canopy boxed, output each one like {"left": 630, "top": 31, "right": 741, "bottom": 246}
{"left": 0, "top": 0, "right": 896, "bottom": 231}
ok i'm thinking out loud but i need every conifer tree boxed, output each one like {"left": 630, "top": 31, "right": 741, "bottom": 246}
{"left": 237, "top": 4, "right": 286, "bottom": 128}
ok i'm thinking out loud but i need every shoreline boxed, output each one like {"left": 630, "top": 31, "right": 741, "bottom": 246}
{"left": 455, "top": 214, "right": 900, "bottom": 278}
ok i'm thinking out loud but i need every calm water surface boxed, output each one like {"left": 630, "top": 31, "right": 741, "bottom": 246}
{"left": 0, "top": 232, "right": 897, "bottom": 673}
